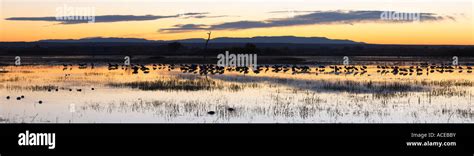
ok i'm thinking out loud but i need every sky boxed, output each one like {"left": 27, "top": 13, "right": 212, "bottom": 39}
{"left": 0, "top": 0, "right": 473, "bottom": 45}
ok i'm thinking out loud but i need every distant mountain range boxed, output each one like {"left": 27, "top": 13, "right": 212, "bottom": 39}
{"left": 38, "top": 37, "right": 155, "bottom": 43}
{"left": 38, "top": 36, "right": 364, "bottom": 44}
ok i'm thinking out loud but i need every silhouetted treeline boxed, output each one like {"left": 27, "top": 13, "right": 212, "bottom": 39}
{"left": 0, "top": 42, "right": 473, "bottom": 56}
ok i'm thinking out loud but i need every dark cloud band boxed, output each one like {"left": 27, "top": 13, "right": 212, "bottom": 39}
{"left": 160, "top": 10, "right": 450, "bottom": 33}
{"left": 5, "top": 12, "right": 215, "bottom": 24}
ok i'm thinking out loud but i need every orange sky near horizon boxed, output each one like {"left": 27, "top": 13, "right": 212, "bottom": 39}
{"left": 0, "top": 0, "right": 473, "bottom": 45}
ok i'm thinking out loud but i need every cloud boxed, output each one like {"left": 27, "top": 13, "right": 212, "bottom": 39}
{"left": 161, "top": 24, "right": 209, "bottom": 31}
{"left": 182, "top": 12, "right": 208, "bottom": 16}
{"left": 160, "top": 10, "right": 451, "bottom": 33}
{"left": 187, "top": 15, "right": 229, "bottom": 19}
{"left": 268, "top": 10, "right": 318, "bottom": 14}
{"left": 179, "top": 12, "right": 229, "bottom": 19}
{"left": 5, "top": 12, "right": 222, "bottom": 24}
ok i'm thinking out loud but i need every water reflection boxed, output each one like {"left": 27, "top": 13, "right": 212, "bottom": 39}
{"left": 0, "top": 65, "right": 473, "bottom": 123}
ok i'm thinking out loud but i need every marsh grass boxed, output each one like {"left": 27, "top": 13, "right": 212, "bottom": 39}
{"left": 107, "top": 74, "right": 260, "bottom": 91}
{"left": 108, "top": 78, "right": 224, "bottom": 91}
{"left": 0, "top": 76, "right": 22, "bottom": 82}
{"left": 228, "top": 84, "right": 242, "bottom": 92}
{"left": 84, "top": 72, "right": 105, "bottom": 76}
{"left": 428, "top": 87, "right": 469, "bottom": 97}
{"left": 0, "top": 117, "right": 9, "bottom": 122}
{"left": 77, "top": 97, "right": 400, "bottom": 122}
{"left": 317, "top": 80, "right": 425, "bottom": 94}
{"left": 79, "top": 99, "right": 332, "bottom": 121}
{"left": 213, "top": 74, "right": 427, "bottom": 95}
{"left": 373, "top": 92, "right": 409, "bottom": 99}
{"left": 29, "top": 85, "right": 60, "bottom": 91}
{"left": 300, "top": 92, "right": 326, "bottom": 104}
{"left": 441, "top": 108, "right": 474, "bottom": 119}
{"left": 455, "top": 109, "right": 474, "bottom": 118}
{"left": 227, "top": 83, "right": 259, "bottom": 92}
{"left": 2, "top": 85, "right": 60, "bottom": 91}
{"left": 417, "top": 80, "right": 474, "bottom": 87}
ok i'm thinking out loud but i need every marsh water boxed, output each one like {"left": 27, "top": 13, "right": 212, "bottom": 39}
{"left": 0, "top": 64, "right": 473, "bottom": 123}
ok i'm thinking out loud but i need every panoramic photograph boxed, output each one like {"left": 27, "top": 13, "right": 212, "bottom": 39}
{"left": 0, "top": 0, "right": 473, "bottom": 124}
{"left": 2, "top": 0, "right": 474, "bottom": 154}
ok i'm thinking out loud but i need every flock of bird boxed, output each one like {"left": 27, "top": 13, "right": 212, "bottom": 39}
{"left": 59, "top": 63, "right": 474, "bottom": 77}
{"left": 376, "top": 64, "right": 473, "bottom": 76}
{"left": 5, "top": 95, "right": 42, "bottom": 104}
{"left": 6, "top": 63, "right": 473, "bottom": 107}
{"left": 5, "top": 86, "right": 96, "bottom": 105}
